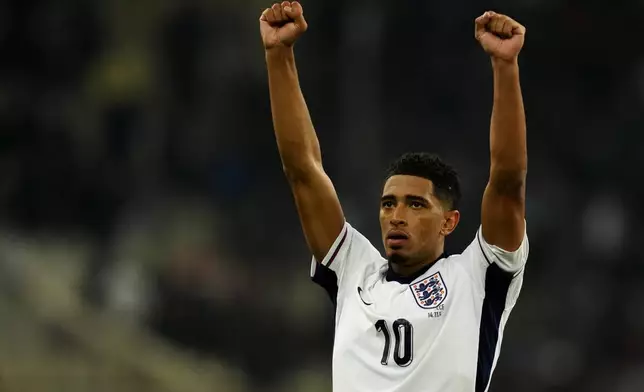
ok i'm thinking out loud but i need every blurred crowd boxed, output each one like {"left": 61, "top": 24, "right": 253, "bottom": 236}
{"left": 0, "top": 0, "right": 643, "bottom": 391}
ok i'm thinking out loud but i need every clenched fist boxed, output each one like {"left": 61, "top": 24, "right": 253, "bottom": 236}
{"left": 475, "top": 11, "right": 526, "bottom": 62}
{"left": 260, "top": 1, "right": 308, "bottom": 50}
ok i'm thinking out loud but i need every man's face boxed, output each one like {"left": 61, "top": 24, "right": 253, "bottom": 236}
{"left": 379, "top": 175, "right": 458, "bottom": 265}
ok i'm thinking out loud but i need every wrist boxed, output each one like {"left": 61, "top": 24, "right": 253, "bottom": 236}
{"left": 491, "top": 56, "right": 519, "bottom": 71}
{"left": 265, "top": 45, "right": 295, "bottom": 61}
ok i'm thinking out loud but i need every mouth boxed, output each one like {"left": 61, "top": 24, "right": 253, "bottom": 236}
{"left": 386, "top": 230, "right": 409, "bottom": 248}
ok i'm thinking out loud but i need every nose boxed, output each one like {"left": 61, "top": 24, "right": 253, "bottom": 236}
{"left": 390, "top": 205, "right": 407, "bottom": 227}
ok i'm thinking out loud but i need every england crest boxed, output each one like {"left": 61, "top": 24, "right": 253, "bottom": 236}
{"left": 410, "top": 272, "right": 447, "bottom": 309}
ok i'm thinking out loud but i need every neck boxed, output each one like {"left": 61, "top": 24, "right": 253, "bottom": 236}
{"left": 386, "top": 247, "right": 445, "bottom": 283}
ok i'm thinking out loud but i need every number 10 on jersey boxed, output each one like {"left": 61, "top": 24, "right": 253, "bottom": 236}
{"left": 375, "top": 319, "right": 413, "bottom": 367}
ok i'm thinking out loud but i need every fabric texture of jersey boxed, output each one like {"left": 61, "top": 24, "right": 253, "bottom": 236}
{"left": 310, "top": 222, "right": 529, "bottom": 392}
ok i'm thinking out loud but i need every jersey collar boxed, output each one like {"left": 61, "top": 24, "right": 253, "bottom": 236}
{"left": 385, "top": 253, "right": 446, "bottom": 284}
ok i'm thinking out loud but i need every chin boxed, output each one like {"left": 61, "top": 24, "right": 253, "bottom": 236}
{"left": 387, "top": 252, "right": 409, "bottom": 265}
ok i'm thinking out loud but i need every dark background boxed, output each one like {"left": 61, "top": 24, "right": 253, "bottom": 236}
{"left": 0, "top": 0, "right": 643, "bottom": 391}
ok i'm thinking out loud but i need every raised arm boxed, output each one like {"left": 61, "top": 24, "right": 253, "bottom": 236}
{"left": 260, "top": 2, "right": 344, "bottom": 262}
{"left": 475, "top": 12, "right": 527, "bottom": 251}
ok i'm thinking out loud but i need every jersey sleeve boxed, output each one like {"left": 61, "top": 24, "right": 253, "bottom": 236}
{"left": 476, "top": 224, "right": 529, "bottom": 274}
{"left": 460, "top": 222, "right": 529, "bottom": 288}
{"left": 309, "top": 222, "right": 381, "bottom": 305}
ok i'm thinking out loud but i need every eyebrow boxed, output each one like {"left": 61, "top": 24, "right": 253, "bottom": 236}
{"left": 381, "top": 194, "right": 431, "bottom": 204}
{"left": 406, "top": 195, "right": 431, "bottom": 204}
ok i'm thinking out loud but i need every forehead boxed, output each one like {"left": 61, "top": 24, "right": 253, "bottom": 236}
{"left": 382, "top": 175, "right": 434, "bottom": 198}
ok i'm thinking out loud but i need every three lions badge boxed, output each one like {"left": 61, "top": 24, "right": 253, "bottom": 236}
{"left": 410, "top": 272, "right": 447, "bottom": 309}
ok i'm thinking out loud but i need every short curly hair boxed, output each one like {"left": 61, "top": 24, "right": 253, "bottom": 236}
{"left": 384, "top": 152, "right": 461, "bottom": 210}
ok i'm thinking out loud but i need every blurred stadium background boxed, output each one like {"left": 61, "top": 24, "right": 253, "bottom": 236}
{"left": 0, "top": 0, "right": 643, "bottom": 391}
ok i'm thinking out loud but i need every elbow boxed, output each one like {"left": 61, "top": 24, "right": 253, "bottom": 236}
{"left": 490, "top": 147, "right": 527, "bottom": 172}
{"left": 283, "top": 165, "right": 307, "bottom": 183}
{"left": 282, "top": 159, "right": 322, "bottom": 184}
{"left": 279, "top": 143, "right": 323, "bottom": 183}
{"left": 489, "top": 167, "right": 527, "bottom": 198}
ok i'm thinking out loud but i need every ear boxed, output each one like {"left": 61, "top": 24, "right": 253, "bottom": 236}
{"left": 440, "top": 210, "right": 460, "bottom": 236}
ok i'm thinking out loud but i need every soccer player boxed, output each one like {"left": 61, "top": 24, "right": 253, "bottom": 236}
{"left": 260, "top": 2, "right": 528, "bottom": 391}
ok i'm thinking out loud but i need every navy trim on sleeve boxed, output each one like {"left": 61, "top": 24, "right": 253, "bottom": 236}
{"left": 311, "top": 262, "right": 339, "bottom": 307}
{"left": 325, "top": 228, "right": 348, "bottom": 268}
{"left": 477, "top": 230, "right": 493, "bottom": 266}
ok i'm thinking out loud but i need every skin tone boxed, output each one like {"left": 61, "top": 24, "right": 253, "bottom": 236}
{"left": 379, "top": 175, "right": 459, "bottom": 276}
{"left": 261, "top": 3, "right": 527, "bottom": 276}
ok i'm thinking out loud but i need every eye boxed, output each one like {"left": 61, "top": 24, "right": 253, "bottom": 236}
{"left": 410, "top": 201, "right": 424, "bottom": 209}
{"left": 382, "top": 200, "right": 394, "bottom": 208}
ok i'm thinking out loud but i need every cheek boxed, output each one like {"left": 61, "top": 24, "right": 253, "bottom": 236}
{"left": 415, "top": 215, "right": 443, "bottom": 242}
{"left": 379, "top": 212, "right": 388, "bottom": 234}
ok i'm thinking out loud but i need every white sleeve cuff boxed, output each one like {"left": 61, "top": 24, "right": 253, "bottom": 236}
{"left": 477, "top": 225, "right": 529, "bottom": 274}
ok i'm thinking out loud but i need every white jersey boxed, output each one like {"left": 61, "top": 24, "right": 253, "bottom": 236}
{"left": 310, "top": 222, "right": 528, "bottom": 392}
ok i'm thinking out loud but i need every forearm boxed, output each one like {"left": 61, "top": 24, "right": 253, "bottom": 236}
{"left": 266, "top": 47, "right": 322, "bottom": 178}
{"left": 478, "top": 11, "right": 527, "bottom": 250}
{"left": 489, "top": 59, "right": 527, "bottom": 187}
